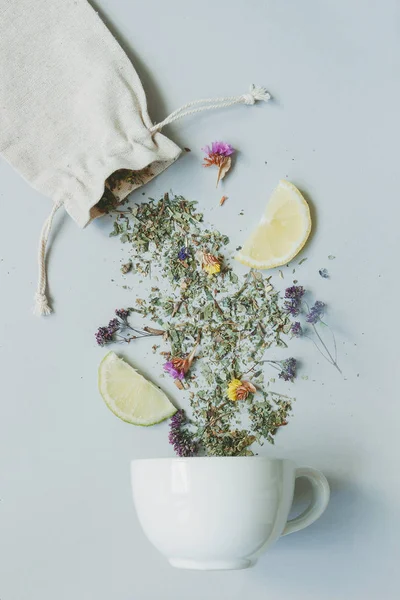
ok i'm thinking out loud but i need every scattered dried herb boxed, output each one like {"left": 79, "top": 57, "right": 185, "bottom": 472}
{"left": 105, "top": 193, "right": 301, "bottom": 456}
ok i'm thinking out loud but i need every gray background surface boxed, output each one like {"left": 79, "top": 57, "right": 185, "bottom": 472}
{"left": 0, "top": 1, "right": 399, "bottom": 598}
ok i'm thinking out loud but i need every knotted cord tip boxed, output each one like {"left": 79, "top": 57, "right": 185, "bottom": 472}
{"left": 242, "top": 84, "right": 271, "bottom": 105}
{"left": 33, "top": 292, "right": 52, "bottom": 316}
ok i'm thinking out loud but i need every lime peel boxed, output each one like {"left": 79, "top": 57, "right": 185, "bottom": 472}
{"left": 98, "top": 351, "right": 177, "bottom": 426}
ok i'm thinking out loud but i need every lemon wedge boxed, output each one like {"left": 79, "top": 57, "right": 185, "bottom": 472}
{"left": 235, "top": 180, "right": 311, "bottom": 269}
{"left": 98, "top": 352, "right": 177, "bottom": 426}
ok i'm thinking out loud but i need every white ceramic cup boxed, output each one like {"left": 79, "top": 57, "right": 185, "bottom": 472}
{"left": 131, "top": 457, "right": 330, "bottom": 570}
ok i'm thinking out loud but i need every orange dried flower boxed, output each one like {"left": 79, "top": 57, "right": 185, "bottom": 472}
{"left": 227, "top": 379, "right": 257, "bottom": 402}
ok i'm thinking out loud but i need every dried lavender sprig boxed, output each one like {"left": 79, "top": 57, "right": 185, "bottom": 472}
{"left": 266, "top": 358, "right": 297, "bottom": 382}
{"left": 285, "top": 291, "right": 341, "bottom": 375}
{"left": 168, "top": 410, "right": 198, "bottom": 457}
{"left": 306, "top": 301, "right": 325, "bottom": 324}
{"left": 311, "top": 323, "right": 341, "bottom": 374}
{"left": 95, "top": 309, "right": 164, "bottom": 346}
{"left": 284, "top": 285, "right": 305, "bottom": 317}
{"left": 305, "top": 301, "right": 341, "bottom": 373}
{"left": 291, "top": 321, "right": 302, "bottom": 337}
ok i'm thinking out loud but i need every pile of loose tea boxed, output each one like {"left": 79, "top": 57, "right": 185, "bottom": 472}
{"left": 105, "top": 193, "right": 297, "bottom": 456}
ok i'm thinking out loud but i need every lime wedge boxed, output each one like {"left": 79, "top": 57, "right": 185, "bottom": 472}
{"left": 98, "top": 352, "right": 177, "bottom": 426}
{"left": 235, "top": 180, "right": 311, "bottom": 269}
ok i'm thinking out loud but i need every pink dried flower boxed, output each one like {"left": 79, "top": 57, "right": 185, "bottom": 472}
{"left": 163, "top": 342, "right": 199, "bottom": 380}
{"left": 202, "top": 141, "right": 235, "bottom": 157}
{"left": 202, "top": 141, "right": 235, "bottom": 186}
{"left": 163, "top": 361, "right": 185, "bottom": 380}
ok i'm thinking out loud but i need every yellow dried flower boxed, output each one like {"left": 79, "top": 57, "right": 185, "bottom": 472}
{"left": 202, "top": 252, "right": 221, "bottom": 275}
{"left": 227, "top": 379, "right": 242, "bottom": 401}
{"left": 226, "top": 378, "right": 257, "bottom": 402}
{"left": 203, "top": 262, "right": 221, "bottom": 275}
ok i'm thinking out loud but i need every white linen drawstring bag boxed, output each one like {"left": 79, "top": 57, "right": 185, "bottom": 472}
{"left": 0, "top": 0, "right": 270, "bottom": 316}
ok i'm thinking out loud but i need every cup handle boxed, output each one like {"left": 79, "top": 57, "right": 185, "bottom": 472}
{"left": 282, "top": 467, "right": 330, "bottom": 536}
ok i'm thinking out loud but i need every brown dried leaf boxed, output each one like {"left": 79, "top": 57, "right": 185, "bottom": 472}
{"left": 171, "top": 300, "right": 183, "bottom": 317}
{"left": 216, "top": 156, "right": 231, "bottom": 187}
{"left": 143, "top": 326, "right": 165, "bottom": 335}
{"left": 220, "top": 195, "right": 228, "bottom": 206}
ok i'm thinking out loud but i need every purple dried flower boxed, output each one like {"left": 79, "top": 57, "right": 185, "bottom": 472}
{"left": 105, "top": 318, "right": 120, "bottom": 340}
{"left": 95, "top": 326, "right": 114, "bottom": 346}
{"left": 95, "top": 309, "right": 163, "bottom": 347}
{"left": 291, "top": 322, "right": 303, "bottom": 337}
{"left": 169, "top": 410, "right": 198, "bottom": 457}
{"left": 285, "top": 302, "right": 298, "bottom": 317}
{"left": 115, "top": 308, "right": 130, "bottom": 320}
{"left": 178, "top": 247, "right": 190, "bottom": 261}
{"left": 306, "top": 301, "right": 325, "bottom": 324}
{"left": 94, "top": 319, "right": 121, "bottom": 346}
{"left": 285, "top": 285, "right": 305, "bottom": 299}
{"left": 163, "top": 361, "right": 185, "bottom": 380}
{"left": 108, "top": 318, "right": 120, "bottom": 331}
{"left": 284, "top": 285, "right": 305, "bottom": 317}
{"left": 202, "top": 141, "right": 235, "bottom": 157}
{"left": 278, "top": 358, "right": 297, "bottom": 382}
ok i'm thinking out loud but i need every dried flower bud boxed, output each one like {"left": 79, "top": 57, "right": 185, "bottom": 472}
{"left": 120, "top": 261, "right": 132, "bottom": 274}
{"left": 227, "top": 378, "right": 257, "bottom": 402}
{"left": 163, "top": 342, "right": 199, "bottom": 380}
{"left": 201, "top": 252, "right": 221, "bottom": 275}
{"left": 236, "top": 381, "right": 257, "bottom": 401}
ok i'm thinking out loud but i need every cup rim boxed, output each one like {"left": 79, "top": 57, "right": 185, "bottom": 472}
{"left": 131, "top": 456, "right": 293, "bottom": 466}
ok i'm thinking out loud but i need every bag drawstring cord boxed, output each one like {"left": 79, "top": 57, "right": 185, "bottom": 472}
{"left": 33, "top": 85, "right": 270, "bottom": 316}
{"left": 34, "top": 200, "right": 63, "bottom": 316}
{"left": 149, "top": 84, "right": 271, "bottom": 134}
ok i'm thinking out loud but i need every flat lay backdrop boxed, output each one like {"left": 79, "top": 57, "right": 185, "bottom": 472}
{"left": 0, "top": 1, "right": 399, "bottom": 599}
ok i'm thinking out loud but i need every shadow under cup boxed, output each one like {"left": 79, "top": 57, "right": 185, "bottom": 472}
{"left": 131, "top": 457, "right": 330, "bottom": 571}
